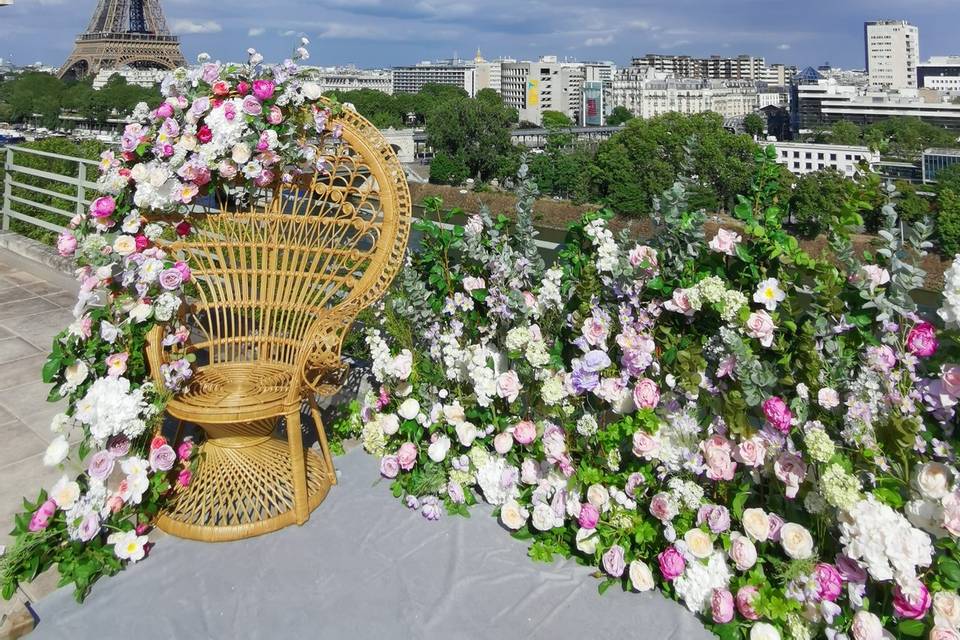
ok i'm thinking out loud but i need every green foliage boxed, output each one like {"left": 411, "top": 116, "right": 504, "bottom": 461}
{"left": 428, "top": 151, "right": 469, "bottom": 185}
{"left": 541, "top": 110, "right": 573, "bottom": 129}
{"left": 606, "top": 106, "right": 633, "bottom": 126}
{"left": 426, "top": 96, "right": 514, "bottom": 181}
{"left": 934, "top": 163, "right": 960, "bottom": 195}
{"left": 787, "top": 168, "right": 864, "bottom": 238}
{"left": 937, "top": 188, "right": 960, "bottom": 256}
{"left": 526, "top": 131, "right": 591, "bottom": 201}
{"left": 325, "top": 83, "right": 466, "bottom": 129}
{"left": 829, "top": 120, "right": 862, "bottom": 146}
{"left": 743, "top": 113, "right": 765, "bottom": 138}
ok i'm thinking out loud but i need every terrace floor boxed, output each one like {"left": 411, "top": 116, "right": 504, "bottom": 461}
{"left": 0, "top": 252, "right": 710, "bottom": 640}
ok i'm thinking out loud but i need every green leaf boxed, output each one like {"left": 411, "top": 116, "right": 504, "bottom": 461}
{"left": 897, "top": 619, "right": 926, "bottom": 637}
{"left": 597, "top": 578, "right": 615, "bottom": 595}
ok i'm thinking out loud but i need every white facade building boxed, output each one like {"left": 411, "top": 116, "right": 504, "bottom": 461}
{"left": 92, "top": 67, "right": 166, "bottom": 90}
{"left": 918, "top": 56, "right": 960, "bottom": 92}
{"left": 501, "top": 57, "right": 586, "bottom": 125}
{"left": 611, "top": 67, "right": 758, "bottom": 119}
{"left": 773, "top": 141, "right": 880, "bottom": 176}
{"left": 303, "top": 67, "right": 393, "bottom": 95}
{"left": 392, "top": 61, "right": 476, "bottom": 96}
{"left": 865, "top": 20, "right": 919, "bottom": 90}
{"left": 473, "top": 51, "right": 506, "bottom": 94}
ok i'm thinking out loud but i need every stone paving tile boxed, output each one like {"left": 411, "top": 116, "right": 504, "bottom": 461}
{"left": 0, "top": 270, "right": 44, "bottom": 287}
{"left": 0, "top": 286, "right": 37, "bottom": 305}
{"left": 41, "top": 291, "right": 77, "bottom": 309}
{"left": 0, "top": 354, "right": 46, "bottom": 391}
{"left": 0, "top": 381, "right": 65, "bottom": 444}
{"left": 21, "top": 281, "right": 65, "bottom": 297}
{"left": 0, "top": 309, "right": 73, "bottom": 351}
{"left": 0, "top": 420, "right": 47, "bottom": 469}
{"left": 0, "top": 297, "right": 59, "bottom": 321}
{"left": 0, "top": 338, "right": 41, "bottom": 365}
{"left": 0, "top": 404, "right": 15, "bottom": 424}
{"left": 0, "top": 453, "right": 65, "bottom": 551}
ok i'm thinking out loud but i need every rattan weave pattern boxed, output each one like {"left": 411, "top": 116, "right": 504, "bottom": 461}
{"left": 147, "top": 100, "right": 411, "bottom": 541}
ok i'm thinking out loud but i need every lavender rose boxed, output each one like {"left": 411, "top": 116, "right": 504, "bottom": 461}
{"left": 602, "top": 544, "right": 626, "bottom": 577}
{"left": 149, "top": 444, "right": 177, "bottom": 472}
{"left": 88, "top": 450, "right": 115, "bottom": 481}
{"left": 697, "top": 504, "right": 731, "bottom": 533}
{"left": 379, "top": 455, "right": 400, "bottom": 479}
{"left": 158, "top": 268, "right": 184, "bottom": 291}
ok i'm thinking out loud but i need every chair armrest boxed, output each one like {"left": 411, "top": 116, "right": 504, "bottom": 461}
{"left": 144, "top": 324, "right": 168, "bottom": 389}
{"left": 289, "top": 302, "right": 362, "bottom": 399}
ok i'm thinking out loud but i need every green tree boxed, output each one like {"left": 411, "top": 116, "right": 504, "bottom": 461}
{"left": 429, "top": 151, "right": 469, "bottom": 185}
{"left": 606, "top": 106, "right": 633, "bottom": 126}
{"left": 426, "top": 97, "right": 513, "bottom": 181}
{"left": 864, "top": 116, "right": 956, "bottom": 159}
{"left": 787, "top": 168, "right": 873, "bottom": 238}
{"left": 541, "top": 110, "right": 573, "bottom": 129}
{"left": 830, "top": 120, "right": 862, "bottom": 146}
{"left": 895, "top": 180, "right": 934, "bottom": 223}
{"left": 937, "top": 188, "right": 960, "bottom": 255}
{"left": 743, "top": 113, "right": 765, "bottom": 138}
{"left": 933, "top": 163, "right": 960, "bottom": 195}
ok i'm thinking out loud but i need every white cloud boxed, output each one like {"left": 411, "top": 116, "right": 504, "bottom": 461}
{"left": 584, "top": 35, "right": 614, "bottom": 47}
{"left": 777, "top": 43, "right": 791, "bottom": 50}
{"left": 172, "top": 20, "right": 222, "bottom": 35}
{"left": 248, "top": 27, "right": 265, "bottom": 37}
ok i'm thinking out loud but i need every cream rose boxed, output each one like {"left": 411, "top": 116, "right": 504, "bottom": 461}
{"left": 684, "top": 528, "right": 714, "bottom": 559}
{"left": 779, "top": 522, "right": 814, "bottom": 559}
{"left": 817, "top": 387, "right": 840, "bottom": 409}
{"left": 742, "top": 508, "right": 771, "bottom": 542}
{"left": 728, "top": 532, "right": 758, "bottom": 571}
{"left": 231, "top": 142, "right": 252, "bottom": 164}
{"left": 916, "top": 462, "right": 955, "bottom": 501}
{"left": 50, "top": 475, "right": 80, "bottom": 509}
{"left": 850, "top": 610, "right": 884, "bottom": 640}
{"left": 455, "top": 421, "right": 478, "bottom": 447}
{"left": 749, "top": 622, "right": 781, "bottom": 640}
{"left": 500, "top": 500, "right": 528, "bottom": 530}
{"left": 933, "top": 591, "right": 960, "bottom": 629}
{"left": 113, "top": 235, "right": 137, "bottom": 256}
{"left": 301, "top": 82, "right": 323, "bottom": 100}
{"left": 575, "top": 527, "right": 599, "bottom": 554}
{"left": 378, "top": 413, "right": 400, "bottom": 436}
{"left": 397, "top": 398, "right": 420, "bottom": 421}
{"left": 586, "top": 484, "right": 610, "bottom": 509}
{"left": 628, "top": 560, "right": 655, "bottom": 592}
{"left": 531, "top": 503, "right": 558, "bottom": 531}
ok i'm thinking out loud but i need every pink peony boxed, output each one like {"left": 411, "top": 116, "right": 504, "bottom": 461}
{"left": 177, "top": 469, "right": 193, "bottom": 487}
{"left": 657, "top": 546, "right": 686, "bottom": 581}
{"left": 513, "top": 420, "right": 537, "bottom": 445}
{"left": 906, "top": 321, "right": 938, "bottom": 358}
{"left": 633, "top": 378, "right": 660, "bottom": 409}
{"left": 701, "top": 434, "right": 737, "bottom": 481}
{"left": 154, "top": 102, "right": 174, "bottom": 119}
{"left": 735, "top": 586, "right": 761, "bottom": 620}
{"left": 56, "top": 232, "right": 77, "bottom": 257}
{"left": 709, "top": 228, "right": 742, "bottom": 256}
{"left": 89, "top": 195, "right": 116, "bottom": 219}
{"left": 177, "top": 440, "right": 194, "bottom": 461}
{"left": 173, "top": 261, "right": 192, "bottom": 282}
{"left": 711, "top": 588, "right": 735, "bottom": 624}
{"left": 774, "top": 453, "right": 807, "bottom": 499}
{"left": 578, "top": 503, "right": 600, "bottom": 529}
{"left": 893, "top": 583, "right": 931, "bottom": 619}
{"left": 396, "top": 442, "right": 417, "bottom": 471}
{"left": 814, "top": 563, "right": 843, "bottom": 602}
{"left": 28, "top": 499, "right": 57, "bottom": 532}
{"left": 252, "top": 80, "right": 276, "bottom": 101}
{"left": 762, "top": 396, "right": 793, "bottom": 433}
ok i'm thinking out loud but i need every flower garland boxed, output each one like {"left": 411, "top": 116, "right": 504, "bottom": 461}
{"left": 0, "top": 40, "right": 356, "bottom": 600}
{"left": 352, "top": 171, "right": 960, "bottom": 640}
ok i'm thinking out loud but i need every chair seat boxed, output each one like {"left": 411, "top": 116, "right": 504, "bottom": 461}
{"left": 167, "top": 362, "right": 296, "bottom": 424}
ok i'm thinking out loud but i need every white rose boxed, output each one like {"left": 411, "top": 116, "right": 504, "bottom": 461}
{"left": 628, "top": 560, "right": 655, "bottom": 592}
{"left": 749, "top": 622, "right": 781, "bottom": 640}
{"left": 427, "top": 435, "right": 450, "bottom": 463}
{"left": 113, "top": 235, "right": 137, "bottom": 256}
{"left": 683, "top": 528, "right": 714, "bottom": 559}
{"left": 397, "top": 398, "right": 420, "bottom": 420}
{"left": 780, "top": 522, "right": 814, "bottom": 559}
{"left": 231, "top": 143, "right": 252, "bottom": 164}
{"left": 586, "top": 484, "right": 610, "bottom": 509}
{"left": 742, "top": 508, "right": 770, "bottom": 542}
{"left": 379, "top": 413, "right": 400, "bottom": 436}
{"left": 50, "top": 475, "right": 80, "bottom": 509}
{"left": 915, "top": 462, "right": 954, "bottom": 501}
{"left": 389, "top": 350, "right": 413, "bottom": 380}
{"left": 455, "top": 421, "right": 477, "bottom": 447}
{"left": 575, "top": 527, "right": 599, "bottom": 554}
{"left": 302, "top": 82, "right": 323, "bottom": 100}
{"left": 128, "top": 302, "right": 153, "bottom": 323}
{"left": 500, "top": 500, "right": 528, "bottom": 530}
{"left": 850, "top": 610, "right": 884, "bottom": 640}
{"left": 729, "top": 532, "right": 758, "bottom": 571}
{"left": 63, "top": 361, "right": 89, "bottom": 391}
{"left": 933, "top": 591, "right": 960, "bottom": 629}
{"left": 818, "top": 387, "right": 840, "bottom": 409}
{"left": 43, "top": 435, "right": 70, "bottom": 466}
{"left": 531, "top": 504, "right": 558, "bottom": 531}
{"left": 443, "top": 401, "right": 466, "bottom": 426}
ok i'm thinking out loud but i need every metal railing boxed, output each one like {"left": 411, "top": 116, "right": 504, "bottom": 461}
{"left": 2, "top": 145, "right": 100, "bottom": 235}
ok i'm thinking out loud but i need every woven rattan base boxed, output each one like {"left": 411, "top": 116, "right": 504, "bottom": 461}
{"left": 156, "top": 433, "right": 332, "bottom": 542}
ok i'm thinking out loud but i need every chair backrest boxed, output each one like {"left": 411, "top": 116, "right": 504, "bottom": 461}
{"left": 170, "top": 101, "right": 411, "bottom": 367}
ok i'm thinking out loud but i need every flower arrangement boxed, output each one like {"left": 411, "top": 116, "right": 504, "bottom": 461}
{"left": 350, "top": 154, "right": 960, "bottom": 640}
{"left": 0, "top": 40, "right": 355, "bottom": 600}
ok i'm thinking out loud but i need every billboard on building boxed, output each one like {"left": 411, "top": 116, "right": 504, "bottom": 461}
{"left": 582, "top": 81, "right": 603, "bottom": 126}
{"left": 526, "top": 79, "right": 539, "bottom": 107}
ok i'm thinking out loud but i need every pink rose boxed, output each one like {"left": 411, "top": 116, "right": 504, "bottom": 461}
{"left": 177, "top": 469, "right": 193, "bottom": 487}
{"left": 628, "top": 245, "right": 658, "bottom": 271}
{"left": 28, "top": 498, "right": 57, "bottom": 532}
{"left": 493, "top": 432, "right": 513, "bottom": 454}
{"left": 734, "top": 437, "right": 765, "bottom": 467}
{"left": 513, "top": 420, "right": 537, "bottom": 445}
{"left": 649, "top": 492, "right": 675, "bottom": 522}
{"left": 379, "top": 455, "right": 400, "bottom": 479}
{"left": 762, "top": 396, "right": 793, "bottom": 433}
{"left": 177, "top": 440, "right": 194, "bottom": 460}
{"left": 496, "top": 370, "right": 521, "bottom": 403}
{"left": 774, "top": 453, "right": 807, "bottom": 499}
{"left": 252, "top": 80, "right": 276, "bottom": 101}
{"left": 154, "top": 102, "right": 174, "bottom": 119}
{"left": 242, "top": 94, "right": 263, "bottom": 116}
{"left": 632, "top": 430, "right": 659, "bottom": 459}
{"left": 709, "top": 228, "right": 742, "bottom": 256}
{"left": 701, "top": 434, "right": 737, "bottom": 481}
{"left": 57, "top": 232, "right": 77, "bottom": 256}
{"left": 236, "top": 81, "right": 250, "bottom": 95}
{"left": 578, "top": 503, "right": 600, "bottom": 529}
{"left": 173, "top": 261, "right": 192, "bottom": 282}
{"left": 212, "top": 81, "right": 230, "bottom": 96}
{"left": 745, "top": 310, "right": 776, "bottom": 347}
{"left": 89, "top": 195, "right": 116, "bottom": 219}
{"left": 893, "top": 583, "right": 931, "bottom": 619}
{"left": 735, "top": 586, "right": 760, "bottom": 620}
{"left": 657, "top": 546, "right": 686, "bottom": 581}
{"left": 267, "top": 106, "right": 283, "bottom": 124}
{"left": 633, "top": 378, "right": 660, "bottom": 409}
{"left": 930, "top": 628, "right": 960, "bottom": 640}
{"left": 711, "top": 588, "right": 735, "bottom": 624}
{"left": 943, "top": 491, "right": 960, "bottom": 537}
{"left": 767, "top": 513, "right": 785, "bottom": 542}
{"left": 814, "top": 563, "right": 843, "bottom": 602}
{"left": 728, "top": 533, "right": 757, "bottom": 571}
{"left": 106, "top": 495, "right": 124, "bottom": 513}
{"left": 906, "top": 321, "right": 938, "bottom": 358}
{"left": 602, "top": 544, "right": 626, "bottom": 577}
{"left": 663, "top": 288, "right": 694, "bottom": 315}
{"left": 866, "top": 345, "right": 897, "bottom": 371}
{"left": 396, "top": 442, "right": 418, "bottom": 471}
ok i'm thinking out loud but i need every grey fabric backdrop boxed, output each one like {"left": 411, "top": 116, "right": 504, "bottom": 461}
{"left": 32, "top": 448, "right": 712, "bottom": 640}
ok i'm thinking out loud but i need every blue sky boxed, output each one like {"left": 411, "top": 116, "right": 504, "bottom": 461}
{"left": 1, "top": 0, "right": 958, "bottom": 70}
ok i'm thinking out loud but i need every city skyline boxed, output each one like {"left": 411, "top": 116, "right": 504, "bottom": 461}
{"left": 1, "top": 0, "right": 958, "bottom": 70}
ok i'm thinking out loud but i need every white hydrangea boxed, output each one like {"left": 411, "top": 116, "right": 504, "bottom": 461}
{"left": 72, "top": 376, "right": 148, "bottom": 444}
{"left": 838, "top": 496, "right": 934, "bottom": 590}
{"left": 153, "top": 293, "right": 181, "bottom": 322}
{"left": 535, "top": 266, "right": 564, "bottom": 315}
{"left": 525, "top": 340, "right": 551, "bottom": 368}
{"left": 365, "top": 329, "right": 392, "bottom": 382}
{"left": 939, "top": 255, "right": 960, "bottom": 329}
{"left": 584, "top": 219, "right": 619, "bottom": 273}
{"left": 576, "top": 414, "right": 599, "bottom": 437}
{"left": 541, "top": 372, "right": 567, "bottom": 405}
{"left": 673, "top": 550, "right": 731, "bottom": 613}
{"left": 505, "top": 326, "right": 531, "bottom": 352}
{"left": 204, "top": 98, "right": 248, "bottom": 154}
{"left": 668, "top": 477, "right": 705, "bottom": 510}
{"left": 476, "top": 457, "right": 519, "bottom": 506}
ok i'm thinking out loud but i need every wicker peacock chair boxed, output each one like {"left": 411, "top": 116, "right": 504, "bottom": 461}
{"left": 145, "top": 100, "right": 411, "bottom": 541}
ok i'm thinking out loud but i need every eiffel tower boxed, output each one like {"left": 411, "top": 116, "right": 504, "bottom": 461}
{"left": 59, "top": 0, "right": 186, "bottom": 80}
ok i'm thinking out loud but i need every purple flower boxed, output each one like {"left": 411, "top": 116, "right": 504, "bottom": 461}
{"left": 380, "top": 455, "right": 400, "bottom": 479}
{"left": 242, "top": 94, "right": 263, "bottom": 116}
{"left": 447, "top": 481, "right": 465, "bottom": 504}
{"left": 625, "top": 472, "right": 644, "bottom": 499}
{"left": 149, "top": 444, "right": 177, "bottom": 472}
{"left": 814, "top": 563, "right": 843, "bottom": 602}
{"left": 158, "top": 268, "right": 184, "bottom": 291}
{"left": 581, "top": 350, "right": 612, "bottom": 373}
{"left": 602, "top": 544, "right": 626, "bottom": 577}
{"left": 762, "top": 396, "right": 793, "bottom": 434}
{"left": 696, "top": 504, "right": 731, "bottom": 533}
{"left": 405, "top": 495, "right": 421, "bottom": 510}
{"left": 578, "top": 503, "right": 600, "bottom": 529}
{"left": 107, "top": 435, "right": 131, "bottom": 457}
{"left": 252, "top": 79, "right": 276, "bottom": 101}
{"left": 421, "top": 496, "right": 442, "bottom": 521}
{"left": 88, "top": 450, "right": 115, "bottom": 481}
{"left": 835, "top": 554, "right": 867, "bottom": 583}
{"left": 767, "top": 513, "right": 785, "bottom": 541}
{"left": 77, "top": 512, "right": 101, "bottom": 542}
{"left": 906, "top": 321, "right": 938, "bottom": 358}
{"left": 570, "top": 368, "right": 599, "bottom": 394}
